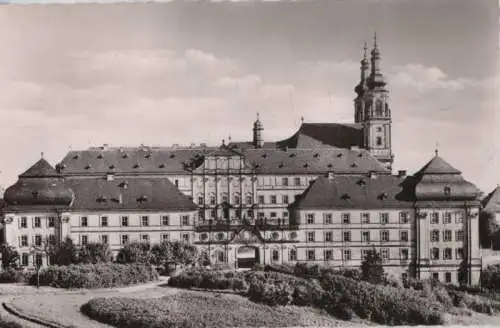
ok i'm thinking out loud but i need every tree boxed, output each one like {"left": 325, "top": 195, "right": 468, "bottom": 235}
{"left": 150, "top": 241, "right": 198, "bottom": 269}
{"left": 78, "top": 242, "right": 113, "bottom": 264}
{"left": 116, "top": 242, "right": 151, "bottom": 264}
{"left": 479, "top": 211, "right": 499, "bottom": 249}
{"left": 360, "top": 248, "right": 385, "bottom": 285}
{"left": 0, "top": 244, "right": 19, "bottom": 270}
{"left": 50, "top": 236, "right": 78, "bottom": 266}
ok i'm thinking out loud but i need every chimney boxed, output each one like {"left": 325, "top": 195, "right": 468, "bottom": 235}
{"left": 398, "top": 170, "right": 407, "bottom": 178}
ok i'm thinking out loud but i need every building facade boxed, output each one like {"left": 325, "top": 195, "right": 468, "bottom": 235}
{"left": 0, "top": 39, "right": 483, "bottom": 285}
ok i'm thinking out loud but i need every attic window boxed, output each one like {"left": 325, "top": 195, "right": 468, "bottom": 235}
{"left": 444, "top": 186, "right": 451, "bottom": 196}
{"left": 133, "top": 164, "right": 140, "bottom": 169}
{"left": 337, "top": 153, "right": 343, "bottom": 158}
{"left": 122, "top": 153, "right": 128, "bottom": 159}
{"left": 119, "top": 182, "right": 128, "bottom": 189}
{"left": 358, "top": 153, "right": 363, "bottom": 158}
{"left": 313, "top": 153, "right": 319, "bottom": 158}
{"left": 303, "top": 163, "right": 309, "bottom": 168}
{"left": 357, "top": 179, "right": 366, "bottom": 186}
{"left": 97, "top": 195, "right": 107, "bottom": 203}
{"left": 278, "top": 163, "right": 284, "bottom": 168}
{"left": 109, "top": 165, "right": 115, "bottom": 170}
{"left": 341, "top": 193, "right": 350, "bottom": 200}
{"left": 85, "top": 164, "right": 92, "bottom": 170}
{"left": 73, "top": 154, "right": 79, "bottom": 160}
{"left": 262, "top": 153, "right": 267, "bottom": 158}
{"left": 137, "top": 195, "right": 148, "bottom": 203}
{"left": 254, "top": 164, "right": 260, "bottom": 168}
{"left": 379, "top": 192, "right": 388, "bottom": 200}
{"left": 32, "top": 191, "right": 39, "bottom": 199}
{"left": 145, "top": 153, "right": 152, "bottom": 159}
{"left": 351, "top": 163, "right": 358, "bottom": 168}
{"left": 97, "top": 154, "right": 103, "bottom": 159}
{"left": 289, "top": 153, "right": 296, "bottom": 158}
{"left": 159, "top": 163, "right": 166, "bottom": 168}
{"left": 170, "top": 154, "right": 176, "bottom": 159}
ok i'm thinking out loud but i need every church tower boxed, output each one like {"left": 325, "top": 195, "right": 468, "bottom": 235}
{"left": 354, "top": 34, "right": 393, "bottom": 170}
{"left": 253, "top": 113, "right": 264, "bottom": 148}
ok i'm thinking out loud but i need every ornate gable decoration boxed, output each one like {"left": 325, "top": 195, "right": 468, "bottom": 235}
{"left": 230, "top": 227, "right": 263, "bottom": 245}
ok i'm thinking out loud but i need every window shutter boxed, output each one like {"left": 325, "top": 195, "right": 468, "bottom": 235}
{"left": 18, "top": 218, "right": 21, "bottom": 229}
{"left": 18, "top": 236, "right": 21, "bottom": 247}
{"left": 32, "top": 235, "right": 35, "bottom": 246}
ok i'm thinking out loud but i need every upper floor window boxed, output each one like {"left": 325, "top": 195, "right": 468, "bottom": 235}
{"left": 375, "top": 101, "right": 383, "bottom": 116}
{"left": 182, "top": 233, "right": 190, "bottom": 242}
{"left": 443, "top": 212, "right": 452, "bottom": 224}
{"left": 361, "top": 231, "right": 370, "bottom": 242}
{"left": 443, "top": 230, "right": 452, "bottom": 242}
{"left": 20, "top": 235, "right": 28, "bottom": 247}
{"left": 34, "top": 217, "right": 41, "bottom": 228}
{"left": 343, "top": 231, "right": 351, "bottom": 242}
{"left": 48, "top": 217, "right": 56, "bottom": 228}
{"left": 306, "top": 249, "right": 315, "bottom": 261}
{"left": 101, "top": 216, "right": 108, "bottom": 227}
{"left": 342, "top": 213, "right": 350, "bottom": 224}
{"left": 455, "top": 229, "right": 464, "bottom": 242}
{"left": 272, "top": 250, "right": 280, "bottom": 262}
{"left": 307, "top": 231, "right": 315, "bottom": 242}
{"left": 210, "top": 196, "right": 216, "bottom": 205}
{"left": 141, "top": 216, "right": 149, "bottom": 227}
{"left": 306, "top": 213, "right": 315, "bottom": 224}
{"left": 324, "top": 231, "right": 333, "bottom": 242}
{"left": 376, "top": 137, "right": 383, "bottom": 146}
{"left": 48, "top": 234, "right": 56, "bottom": 245}
{"left": 399, "top": 212, "right": 409, "bottom": 224}
{"left": 400, "top": 230, "right": 409, "bottom": 242}
{"left": 121, "top": 216, "right": 129, "bottom": 227}
{"left": 121, "top": 234, "right": 129, "bottom": 245}
{"left": 361, "top": 213, "right": 370, "bottom": 224}
{"left": 282, "top": 195, "right": 289, "bottom": 204}
{"left": 430, "top": 212, "right": 439, "bottom": 224}
{"left": 430, "top": 247, "right": 440, "bottom": 260}
{"left": 289, "top": 249, "right": 297, "bottom": 261}
{"left": 258, "top": 196, "right": 265, "bottom": 204}
{"left": 455, "top": 212, "right": 464, "bottom": 224}
{"left": 20, "top": 217, "right": 27, "bottom": 229}
{"left": 81, "top": 217, "right": 88, "bottom": 227}
{"left": 343, "top": 249, "right": 351, "bottom": 261}
{"left": 182, "top": 215, "right": 190, "bottom": 226}
{"left": 234, "top": 195, "right": 241, "bottom": 205}
{"left": 101, "top": 235, "right": 108, "bottom": 244}
{"left": 400, "top": 248, "right": 409, "bottom": 260}
{"left": 380, "top": 248, "right": 390, "bottom": 261}
{"left": 324, "top": 213, "right": 333, "bottom": 225}
{"left": 443, "top": 248, "right": 452, "bottom": 260}
{"left": 270, "top": 195, "right": 277, "bottom": 204}
{"left": 161, "top": 233, "right": 170, "bottom": 243}
{"left": 198, "top": 197, "right": 204, "bottom": 205}
{"left": 246, "top": 195, "right": 253, "bottom": 204}
{"left": 430, "top": 230, "right": 440, "bottom": 242}
{"left": 380, "top": 212, "right": 389, "bottom": 224}
{"left": 324, "top": 249, "right": 333, "bottom": 261}
{"left": 444, "top": 186, "right": 451, "bottom": 196}
{"left": 456, "top": 248, "right": 464, "bottom": 259}
{"left": 282, "top": 177, "right": 289, "bottom": 186}
{"left": 380, "top": 230, "right": 389, "bottom": 242}
{"left": 294, "top": 177, "right": 301, "bottom": 186}
{"left": 161, "top": 216, "right": 170, "bottom": 226}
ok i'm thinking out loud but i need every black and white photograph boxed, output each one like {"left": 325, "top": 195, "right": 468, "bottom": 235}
{"left": 0, "top": 0, "right": 497, "bottom": 326}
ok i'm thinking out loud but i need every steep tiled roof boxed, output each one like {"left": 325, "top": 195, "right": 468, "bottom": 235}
{"left": 277, "top": 123, "right": 363, "bottom": 149}
{"left": 228, "top": 142, "right": 277, "bottom": 150}
{"left": 58, "top": 147, "right": 212, "bottom": 175}
{"left": 415, "top": 155, "right": 462, "bottom": 175}
{"left": 20, "top": 158, "right": 61, "bottom": 178}
{"left": 245, "top": 148, "right": 389, "bottom": 174}
{"left": 411, "top": 155, "right": 480, "bottom": 201}
{"left": 65, "top": 178, "right": 197, "bottom": 212}
{"left": 482, "top": 186, "right": 500, "bottom": 212}
{"left": 292, "top": 175, "right": 412, "bottom": 210}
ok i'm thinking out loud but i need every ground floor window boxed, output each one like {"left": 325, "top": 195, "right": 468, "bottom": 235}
{"left": 445, "top": 272, "right": 452, "bottom": 283}
{"left": 324, "top": 249, "right": 333, "bottom": 261}
{"left": 217, "top": 251, "right": 225, "bottom": 263}
{"left": 289, "top": 249, "right": 297, "bottom": 261}
{"left": 21, "top": 253, "right": 29, "bottom": 267}
{"left": 432, "top": 272, "right": 439, "bottom": 281}
{"left": 307, "top": 249, "right": 315, "bottom": 261}
{"left": 35, "top": 254, "right": 43, "bottom": 268}
{"left": 272, "top": 250, "right": 279, "bottom": 262}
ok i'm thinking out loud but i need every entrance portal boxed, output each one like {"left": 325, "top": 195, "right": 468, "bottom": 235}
{"left": 237, "top": 246, "right": 259, "bottom": 269}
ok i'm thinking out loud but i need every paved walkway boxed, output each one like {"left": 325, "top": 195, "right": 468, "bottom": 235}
{"left": 0, "top": 277, "right": 171, "bottom": 328}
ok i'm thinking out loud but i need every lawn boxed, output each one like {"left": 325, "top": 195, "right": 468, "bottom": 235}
{"left": 81, "top": 288, "right": 369, "bottom": 328}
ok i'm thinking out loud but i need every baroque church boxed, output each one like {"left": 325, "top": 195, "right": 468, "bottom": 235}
{"left": 0, "top": 37, "right": 483, "bottom": 285}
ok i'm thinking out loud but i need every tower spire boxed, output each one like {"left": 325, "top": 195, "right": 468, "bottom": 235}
{"left": 367, "top": 31, "right": 386, "bottom": 89}
{"left": 354, "top": 42, "right": 370, "bottom": 97}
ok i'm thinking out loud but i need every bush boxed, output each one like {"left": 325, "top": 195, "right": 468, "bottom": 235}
{"left": 0, "top": 269, "right": 34, "bottom": 284}
{"left": 168, "top": 268, "right": 247, "bottom": 292}
{"left": 32, "top": 263, "right": 158, "bottom": 289}
{"left": 0, "top": 316, "right": 23, "bottom": 328}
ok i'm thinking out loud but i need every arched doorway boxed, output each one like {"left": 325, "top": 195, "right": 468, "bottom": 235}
{"left": 237, "top": 246, "right": 259, "bottom": 269}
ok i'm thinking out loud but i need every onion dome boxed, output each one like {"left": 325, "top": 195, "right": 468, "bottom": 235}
{"left": 253, "top": 113, "right": 264, "bottom": 130}
{"left": 4, "top": 158, "right": 74, "bottom": 206}
{"left": 367, "top": 33, "right": 387, "bottom": 89}
{"left": 354, "top": 43, "right": 369, "bottom": 96}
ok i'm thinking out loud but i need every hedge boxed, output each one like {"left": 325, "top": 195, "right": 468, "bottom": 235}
{"left": 0, "top": 269, "right": 34, "bottom": 284}
{"left": 168, "top": 268, "right": 248, "bottom": 292}
{"left": 32, "top": 263, "right": 158, "bottom": 289}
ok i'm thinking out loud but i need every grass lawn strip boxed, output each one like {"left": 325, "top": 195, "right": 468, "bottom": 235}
{"left": 82, "top": 289, "right": 370, "bottom": 328}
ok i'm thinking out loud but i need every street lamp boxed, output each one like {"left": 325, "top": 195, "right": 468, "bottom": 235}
{"left": 29, "top": 243, "right": 46, "bottom": 289}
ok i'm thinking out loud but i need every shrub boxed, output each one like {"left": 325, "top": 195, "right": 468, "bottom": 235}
{"left": 360, "top": 248, "right": 385, "bottom": 285}
{"left": 32, "top": 263, "right": 158, "bottom": 289}
{"left": 0, "top": 316, "right": 23, "bottom": 328}
{"left": 168, "top": 268, "right": 246, "bottom": 292}
{"left": 0, "top": 245, "right": 19, "bottom": 270}
{"left": 78, "top": 242, "right": 113, "bottom": 264}
{"left": 0, "top": 269, "right": 34, "bottom": 284}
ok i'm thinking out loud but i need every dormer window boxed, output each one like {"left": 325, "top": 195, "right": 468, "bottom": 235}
{"left": 337, "top": 153, "right": 343, "bottom": 158}
{"left": 351, "top": 163, "right": 358, "bottom": 168}
{"left": 313, "top": 153, "right": 319, "bottom": 158}
{"left": 32, "top": 191, "right": 39, "bottom": 199}
{"left": 341, "top": 193, "right": 350, "bottom": 200}
{"left": 145, "top": 153, "right": 152, "bottom": 159}
{"left": 289, "top": 153, "right": 296, "bottom": 158}
{"left": 327, "top": 163, "right": 333, "bottom": 168}
{"left": 122, "top": 153, "right": 128, "bottom": 159}
{"left": 262, "top": 153, "right": 267, "bottom": 158}
{"left": 169, "top": 154, "right": 175, "bottom": 159}
{"left": 137, "top": 195, "right": 148, "bottom": 203}
{"left": 357, "top": 179, "right": 366, "bottom": 186}
{"left": 279, "top": 163, "right": 284, "bottom": 168}
{"left": 444, "top": 186, "right": 451, "bottom": 196}
{"left": 97, "top": 154, "right": 103, "bottom": 159}
{"left": 73, "top": 154, "right": 79, "bottom": 160}
{"left": 379, "top": 192, "right": 388, "bottom": 200}
{"left": 159, "top": 163, "right": 166, "bottom": 168}
{"left": 303, "top": 163, "right": 309, "bottom": 168}
{"left": 109, "top": 165, "right": 115, "bottom": 170}
{"left": 358, "top": 153, "right": 363, "bottom": 158}
{"left": 97, "top": 195, "right": 107, "bottom": 203}
{"left": 119, "top": 182, "right": 128, "bottom": 189}
{"left": 85, "top": 164, "right": 92, "bottom": 170}
{"left": 133, "top": 164, "right": 140, "bottom": 169}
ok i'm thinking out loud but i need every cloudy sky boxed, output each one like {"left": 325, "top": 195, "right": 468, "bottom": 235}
{"left": 0, "top": 0, "right": 498, "bottom": 193}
